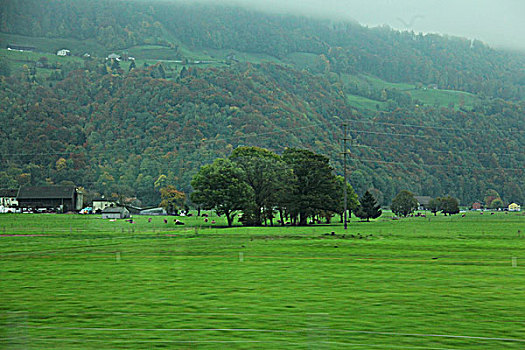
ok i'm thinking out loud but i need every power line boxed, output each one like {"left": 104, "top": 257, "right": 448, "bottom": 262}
{"left": 344, "top": 118, "right": 524, "bottom": 135}
{"left": 353, "top": 158, "right": 524, "bottom": 172}
{"left": 351, "top": 143, "right": 523, "bottom": 157}
{"left": 0, "top": 114, "right": 522, "bottom": 159}
{"left": 0, "top": 121, "right": 522, "bottom": 180}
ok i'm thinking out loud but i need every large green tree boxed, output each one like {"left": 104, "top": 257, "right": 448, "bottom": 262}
{"left": 282, "top": 148, "right": 338, "bottom": 226}
{"left": 391, "top": 190, "right": 418, "bottom": 217}
{"left": 229, "top": 146, "right": 291, "bottom": 226}
{"left": 427, "top": 197, "right": 442, "bottom": 216}
{"left": 190, "top": 158, "right": 253, "bottom": 227}
{"left": 355, "top": 190, "right": 382, "bottom": 221}
{"left": 440, "top": 196, "right": 460, "bottom": 215}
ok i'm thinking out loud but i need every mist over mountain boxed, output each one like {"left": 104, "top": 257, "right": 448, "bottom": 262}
{"left": 188, "top": 0, "right": 525, "bottom": 51}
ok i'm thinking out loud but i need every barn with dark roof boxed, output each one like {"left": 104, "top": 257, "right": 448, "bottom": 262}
{"left": 16, "top": 186, "right": 83, "bottom": 212}
{"left": 0, "top": 189, "right": 18, "bottom": 208}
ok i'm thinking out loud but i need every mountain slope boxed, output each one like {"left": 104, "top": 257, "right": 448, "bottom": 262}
{"left": 0, "top": 0, "right": 523, "bottom": 206}
{"left": 0, "top": 63, "right": 523, "bottom": 206}
{"left": 1, "top": 0, "right": 524, "bottom": 100}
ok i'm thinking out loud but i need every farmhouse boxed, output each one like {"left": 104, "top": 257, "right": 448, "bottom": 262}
{"left": 17, "top": 186, "right": 83, "bottom": 212}
{"left": 508, "top": 203, "right": 521, "bottom": 212}
{"left": 415, "top": 196, "right": 432, "bottom": 210}
{"left": 0, "top": 189, "right": 18, "bottom": 208}
{"left": 472, "top": 202, "right": 482, "bottom": 210}
{"left": 56, "top": 49, "right": 71, "bottom": 56}
{"left": 101, "top": 206, "right": 130, "bottom": 219}
{"left": 92, "top": 197, "right": 117, "bottom": 213}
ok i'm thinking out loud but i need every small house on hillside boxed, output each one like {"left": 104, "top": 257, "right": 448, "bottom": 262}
{"left": 0, "top": 189, "right": 18, "bottom": 208}
{"left": 472, "top": 202, "right": 482, "bottom": 210}
{"left": 17, "top": 186, "right": 83, "bottom": 212}
{"left": 415, "top": 196, "right": 432, "bottom": 210}
{"left": 57, "top": 49, "right": 71, "bottom": 56}
{"left": 102, "top": 207, "right": 130, "bottom": 219}
{"left": 107, "top": 53, "right": 121, "bottom": 61}
{"left": 508, "top": 203, "right": 521, "bottom": 212}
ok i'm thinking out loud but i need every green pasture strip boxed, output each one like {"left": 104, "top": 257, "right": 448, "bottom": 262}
{"left": 1, "top": 213, "right": 524, "bottom": 349}
{"left": 341, "top": 73, "right": 481, "bottom": 110}
{"left": 346, "top": 94, "right": 386, "bottom": 111}
{"left": 0, "top": 33, "right": 107, "bottom": 56}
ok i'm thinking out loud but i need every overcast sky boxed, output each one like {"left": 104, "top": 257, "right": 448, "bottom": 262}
{"left": 190, "top": 0, "right": 525, "bottom": 51}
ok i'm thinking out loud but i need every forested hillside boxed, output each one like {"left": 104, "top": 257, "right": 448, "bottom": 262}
{"left": 0, "top": 0, "right": 523, "bottom": 207}
{"left": 2, "top": 0, "right": 524, "bottom": 100}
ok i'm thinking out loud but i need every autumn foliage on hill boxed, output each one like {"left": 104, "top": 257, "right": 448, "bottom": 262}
{"left": 0, "top": 61, "right": 523, "bottom": 207}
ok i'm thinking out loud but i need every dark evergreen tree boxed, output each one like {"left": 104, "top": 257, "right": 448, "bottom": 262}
{"left": 355, "top": 190, "right": 382, "bottom": 221}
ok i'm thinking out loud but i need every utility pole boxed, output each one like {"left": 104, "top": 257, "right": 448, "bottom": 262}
{"left": 341, "top": 123, "right": 352, "bottom": 230}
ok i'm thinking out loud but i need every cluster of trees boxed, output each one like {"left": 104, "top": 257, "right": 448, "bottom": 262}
{"left": 2, "top": 0, "right": 524, "bottom": 100}
{"left": 391, "top": 190, "right": 460, "bottom": 217}
{"left": 191, "top": 147, "right": 359, "bottom": 226}
{"left": 428, "top": 196, "right": 460, "bottom": 216}
{"left": 483, "top": 189, "right": 508, "bottom": 209}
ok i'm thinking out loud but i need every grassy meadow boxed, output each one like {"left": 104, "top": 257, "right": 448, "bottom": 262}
{"left": 0, "top": 211, "right": 524, "bottom": 349}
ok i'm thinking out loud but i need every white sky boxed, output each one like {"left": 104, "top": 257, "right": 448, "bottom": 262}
{"left": 192, "top": 0, "right": 525, "bottom": 51}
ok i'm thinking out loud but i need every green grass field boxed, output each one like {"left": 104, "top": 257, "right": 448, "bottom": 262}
{"left": 341, "top": 73, "right": 481, "bottom": 111}
{"left": 0, "top": 212, "right": 524, "bottom": 349}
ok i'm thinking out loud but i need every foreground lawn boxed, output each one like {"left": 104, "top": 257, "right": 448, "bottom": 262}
{"left": 0, "top": 212, "right": 524, "bottom": 349}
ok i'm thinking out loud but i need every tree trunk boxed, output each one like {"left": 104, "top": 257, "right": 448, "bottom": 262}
{"left": 299, "top": 212, "right": 308, "bottom": 226}
{"left": 226, "top": 212, "right": 233, "bottom": 227}
{"left": 254, "top": 206, "right": 263, "bottom": 226}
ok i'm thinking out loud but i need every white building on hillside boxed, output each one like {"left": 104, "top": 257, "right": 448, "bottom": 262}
{"left": 57, "top": 49, "right": 71, "bottom": 56}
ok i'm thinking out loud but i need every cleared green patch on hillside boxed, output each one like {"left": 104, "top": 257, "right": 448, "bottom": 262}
{"left": 0, "top": 212, "right": 524, "bottom": 349}
{"left": 284, "top": 52, "right": 318, "bottom": 70}
{"left": 0, "top": 33, "right": 106, "bottom": 56}
{"left": 362, "top": 75, "right": 481, "bottom": 109}
{"left": 346, "top": 94, "right": 386, "bottom": 111}
{"left": 126, "top": 45, "right": 180, "bottom": 60}
{"left": 0, "top": 48, "right": 83, "bottom": 78}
